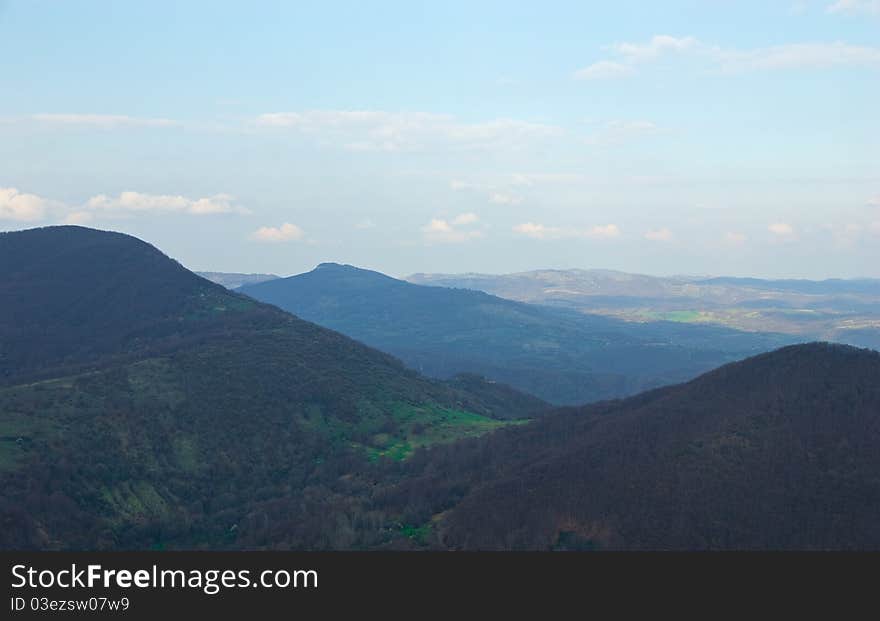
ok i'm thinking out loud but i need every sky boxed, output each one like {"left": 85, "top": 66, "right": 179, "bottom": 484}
{"left": 1, "top": 0, "right": 879, "bottom": 279}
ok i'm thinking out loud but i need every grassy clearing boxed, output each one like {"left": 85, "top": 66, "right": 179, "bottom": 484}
{"left": 363, "top": 402, "right": 515, "bottom": 461}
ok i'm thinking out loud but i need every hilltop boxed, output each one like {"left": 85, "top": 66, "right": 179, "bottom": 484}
{"left": 240, "top": 263, "right": 794, "bottom": 404}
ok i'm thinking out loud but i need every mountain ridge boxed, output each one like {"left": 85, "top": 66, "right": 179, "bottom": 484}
{"left": 240, "top": 262, "right": 796, "bottom": 404}
{"left": 386, "top": 342, "right": 880, "bottom": 550}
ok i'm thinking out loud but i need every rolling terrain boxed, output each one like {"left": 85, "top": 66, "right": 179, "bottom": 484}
{"left": 0, "top": 226, "right": 542, "bottom": 550}
{"left": 240, "top": 263, "right": 795, "bottom": 404}
{"left": 382, "top": 343, "right": 880, "bottom": 550}
{"left": 4, "top": 227, "right": 878, "bottom": 551}
{"left": 408, "top": 269, "right": 880, "bottom": 350}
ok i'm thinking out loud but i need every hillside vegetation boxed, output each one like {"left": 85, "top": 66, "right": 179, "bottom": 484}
{"left": 240, "top": 263, "right": 794, "bottom": 404}
{"left": 0, "top": 227, "right": 543, "bottom": 549}
{"left": 384, "top": 343, "right": 880, "bottom": 549}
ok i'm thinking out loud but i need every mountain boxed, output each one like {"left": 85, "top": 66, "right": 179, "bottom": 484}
{"left": 239, "top": 263, "right": 795, "bottom": 405}
{"left": 196, "top": 271, "right": 280, "bottom": 289}
{"left": 699, "top": 276, "right": 880, "bottom": 296}
{"left": 0, "top": 226, "right": 543, "bottom": 550}
{"left": 0, "top": 225, "right": 241, "bottom": 385}
{"left": 407, "top": 269, "right": 880, "bottom": 349}
{"left": 408, "top": 268, "right": 697, "bottom": 302}
{"left": 383, "top": 343, "right": 880, "bottom": 550}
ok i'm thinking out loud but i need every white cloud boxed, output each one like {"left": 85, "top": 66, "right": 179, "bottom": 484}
{"left": 1, "top": 187, "right": 248, "bottom": 225}
{"left": 450, "top": 180, "right": 480, "bottom": 191}
{"left": 574, "top": 35, "right": 697, "bottom": 80}
{"left": 254, "top": 110, "right": 561, "bottom": 152}
{"left": 488, "top": 192, "right": 523, "bottom": 205}
{"left": 31, "top": 114, "right": 178, "bottom": 128}
{"left": 424, "top": 219, "right": 453, "bottom": 234}
{"left": 586, "top": 224, "right": 621, "bottom": 238}
{"left": 644, "top": 227, "right": 673, "bottom": 242}
{"left": 63, "top": 211, "right": 93, "bottom": 225}
{"left": 612, "top": 35, "right": 699, "bottom": 62}
{"left": 513, "top": 222, "right": 620, "bottom": 240}
{"left": 717, "top": 42, "right": 880, "bottom": 72}
{"left": 573, "top": 61, "right": 635, "bottom": 80}
{"left": 0, "top": 187, "right": 47, "bottom": 221}
{"left": 827, "top": 0, "right": 880, "bottom": 14}
{"left": 354, "top": 219, "right": 376, "bottom": 229}
{"left": 867, "top": 196, "right": 880, "bottom": 206}
{"left": 769, "top": 222, "right": 796, "bottom": 238}
{"left": 513, "top": 222, "right": 560, "bottom": 239}
{"left": 422, "top": 215, "right": 483, "bottom": 244}
{"left": 576, "top": 34, "right": 880, "bottom": 80}
{"left": 452, "top": 212, "right": 479, "bottom": 226}
{"left": 84, "top": 191, "right": 249, "bottom": 215}
{"left": 250, "top": 223, "right": 305, "bottom": 243}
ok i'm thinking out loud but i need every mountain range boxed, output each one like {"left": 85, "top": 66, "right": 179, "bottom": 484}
{"left": 3, "top": 226, "right": 880, "bottom": 551}
{"left": 0, "top": 226, "right": 542, "bottom": 549}
{"left": 239, "top": 263, "right": 796, "bottom": 404}
{"left": 408, "top": 269, "right": 880, "bottom": 349}
{"left": 196, "top": 271, "right": 279, "bottom": 289}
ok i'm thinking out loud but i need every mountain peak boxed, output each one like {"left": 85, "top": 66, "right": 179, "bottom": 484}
{"left": 0, "top": 225, "right": 246, "bottom": 383}
{"left": 312, "top": 262, "right": 386, "bottom": 276}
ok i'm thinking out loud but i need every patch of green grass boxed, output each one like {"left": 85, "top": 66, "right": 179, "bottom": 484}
{"left": 400, "top": 523, "right": 432, "bottom": 544}
{"left": 364, "top": 402, "right": 513, "bottom": 461}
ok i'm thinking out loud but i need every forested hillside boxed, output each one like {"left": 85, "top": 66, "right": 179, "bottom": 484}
{"left": 381, "top": 343, "right": 880, "bottom": 549}
{"left": 0, "top": 227, "right": 543, "bottom": 549}
{"left": 240, "top": 263, "right": 794, "bottom": 404}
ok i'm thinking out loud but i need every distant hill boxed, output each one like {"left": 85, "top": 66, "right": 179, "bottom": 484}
{"left": 386, "top": 343, "right": 880, "bottom": 550}
{"left": 697, "top": 276, "right": 880, "bottom": 296}
{"left": 408, "top": 268, "right": 695, "bottom": 301}
{"left": 0, "top": 227, "right": 543, "bottom": 550}
{"left": 196, "top": 271, "right": 279, "bottom": 289}
{"left": 240, "top": 263, "right": 794, "bottom": 405}
{"left": 408, "top": 269, "right": 880, "bottom": 349}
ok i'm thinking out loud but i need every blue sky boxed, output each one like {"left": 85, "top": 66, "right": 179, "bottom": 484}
{"left": 1, "top": 0, "right": 878, "bottom": 278}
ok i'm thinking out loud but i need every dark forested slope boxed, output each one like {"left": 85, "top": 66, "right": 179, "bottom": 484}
{"left": 0, "top": 226, "right": 252, "bottom": 384}
{"left": 0, "top": 227, "right": 542, "bottom": 550}
{"left": 385, "top": 343, "right": 880, "bottom": 550}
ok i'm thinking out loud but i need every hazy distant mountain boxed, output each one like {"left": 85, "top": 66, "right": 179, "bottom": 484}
{"left": 408, "top": 268, "right": 702, "bottom": 301}
{"left": 240, "top": 263, "right": 795, "bottom": 404}
{"left": 408, "top": 269, "right": 880, "bottom": 349}
{"left": 0, "top": 227, "right": 542, "bottom": 549}
{"left": 389, "top": 343, "right": 880, "bottom": 549}
{"left": 196, "top": 271, "right": 279, "bottom": 289}
{"left": 699, "top": 276, "right": 880, "bottom": 296}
